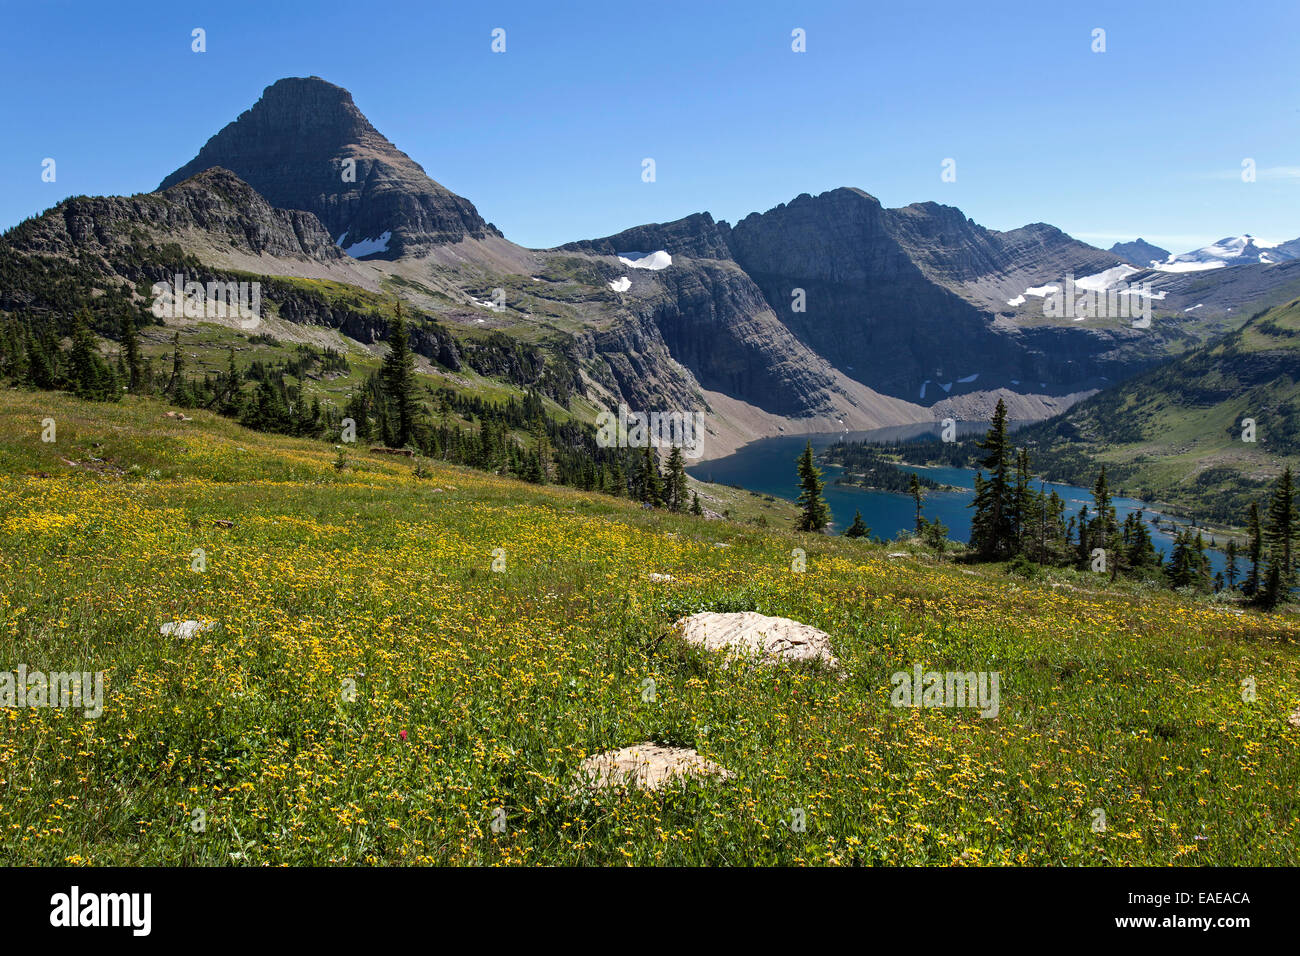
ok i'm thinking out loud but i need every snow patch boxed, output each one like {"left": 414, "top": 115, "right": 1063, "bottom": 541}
{"left": 341, "top": 231, "right": 392, "bottom": 258}
{"left": 1152, "top": 259, "right": 1227, "bottom": 274}
{"left": 617, "top": 250, "right": 672, "bottom": 271}
{"left": 608, "top": 276, "right": 631, "bottom": 292}
{"left": 1074, "top": 264, "right": 1140, "bottom": 291}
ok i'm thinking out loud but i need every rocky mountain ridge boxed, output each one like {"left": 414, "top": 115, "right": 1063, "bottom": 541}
{"left": 159, "top": 77, "right": 499, "bottom": 260}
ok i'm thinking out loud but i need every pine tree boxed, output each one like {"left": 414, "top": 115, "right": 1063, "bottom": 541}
{"left": 1165, "top": 530, "right": 1195, "bottom": 589}
{"left": 530, "top": 417, "right": 551, "bottom": 484}
{"left": 381, "top": 303, "right": 417, "bottom": 447}
{"left": 120, "top": 308, "right": 142, "bottom": 391}
{"left": 641, "top": 445, "right": 664, "bottom": 506}
{"left": 1194, "top": 532, "right": 1211, "bottom": 592}
{"left": 1246, "top": 503, "right": 1263, "bottom": 596}
{"left": 1225, "top": 539, "right": 1239, "bottom": 591}
{"left": 67, "top": 309, "right": 118, "bottom": 401}
{"left": 923, "top": 516, "right": 949, "bottom": 551}
{"left": 165, "top": 331, "right": 184, "bottom": 397}
{"left": 968, "top": 399, "right": 1014, "bottom": 559}
{"left": 611, "top": 457, "right": 627, "bottom": 498}
{"left": 690, "top": 491, "right": 703, "bottom": 516}
{"left": 1123, "top": 509, "right": 1159, "bottom": 572}
{"left": 1011, "top": 447, "right": 1037, "bottom": 557}
{"left": 908, "top": 473, "right": 924, "bottom": 535}
{"left": 844, "top": 510, "right": 870, "bottom": 539}
{"left": 795, "top": 441, "right": 830, "bottom": 533}
{"left": 1091, "top": 467, "right": 1123, "bottom": 580}
{"left": 665, "top": 445, "right": 688, "bottom": 512}
{"left": 1263, "top": 466, "right": 1297, "bottom": 604}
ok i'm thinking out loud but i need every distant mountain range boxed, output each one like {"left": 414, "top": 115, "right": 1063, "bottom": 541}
{"left": 4, "top": 75, "right": 1299, "bottom": 457}
{"left": 1015, "top": 295, "right": 1300, "bottom": 524}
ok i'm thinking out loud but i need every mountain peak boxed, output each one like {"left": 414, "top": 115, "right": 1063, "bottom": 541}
{"left": 1109, "top": 238, "right": 1171, "bottom": 267}
{"left": 157, "top": 76, "right": 498, "bottom": 259}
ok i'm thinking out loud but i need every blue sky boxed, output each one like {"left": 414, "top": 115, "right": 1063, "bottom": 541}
{"left": 2, "top": 0, "right": 1296, "bottom": 253}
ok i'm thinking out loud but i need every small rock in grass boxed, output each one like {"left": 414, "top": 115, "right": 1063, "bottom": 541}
{"left": 213, "top": 519, "right": 234, "bottom": 528}
{"left": 647, "top": 572, "right": 675, "bottom": 583}
{"left": 674, "top": 611, "right": 840, "bottom": 668}
{"left": 887, "top": 552, "right": 908, "bottom": 558}
{"left": 160, "top": 620, "right": 214, "bottom": 639}
{"left": 575, "top": 743, "right": 731, "bottom": 791}
{"left": 1288, "top": 707, "right": 1300, "bottom": 729}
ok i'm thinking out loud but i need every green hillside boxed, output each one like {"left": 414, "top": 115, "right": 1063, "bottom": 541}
{"left": 1016, "top": 298, "right": 1300, "bottom": 525}
{"left": 1, "top": 389, "right": 1297, "bottom": 865}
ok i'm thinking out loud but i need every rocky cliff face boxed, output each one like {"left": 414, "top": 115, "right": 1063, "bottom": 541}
{"left": 560, "top": 212, "right": 734, "bottom": 260}
{"left": 8, "top": 167, "right": 342, "bottom": 264}
{"left": 573, "top": 188, "right": 1155, "bottom": 408}
{"left": 158, "top": 77, "right": 499, "bottom": 260}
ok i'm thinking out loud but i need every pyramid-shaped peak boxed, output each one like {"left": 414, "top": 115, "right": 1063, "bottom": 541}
{"left": 157, "top": 76, "right": 498, "bottom": 258}
{"left": 246, "top": 77, "right": 377, "bottom": 137}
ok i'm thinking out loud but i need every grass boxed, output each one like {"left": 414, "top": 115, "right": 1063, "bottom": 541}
{"left": 0, "top": 389, "right": 1297, "bottom": 866}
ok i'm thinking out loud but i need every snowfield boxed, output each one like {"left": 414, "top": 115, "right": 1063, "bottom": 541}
{"left": 338, "top": 231, "right": 393, "bottom": 258}
{"left": 617, "top": 251, "right": 672, "bottom": 270}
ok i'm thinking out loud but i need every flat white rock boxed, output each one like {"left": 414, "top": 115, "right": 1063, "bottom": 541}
{"left": 575, "top": 743, "right": 730, "bottom": 791}
{"left": 675, "top": 611, "right": 840, "bottom": 668}
{"left": 160, "top": 620, "right": 214, "bottom": 639}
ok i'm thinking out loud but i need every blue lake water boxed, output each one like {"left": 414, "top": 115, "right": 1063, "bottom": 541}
{"left": 688, "top": 423, "right": 1229, "bottom": 579}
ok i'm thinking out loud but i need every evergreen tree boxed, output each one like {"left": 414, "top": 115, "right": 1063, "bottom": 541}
{"left": 923, "top": 516, "right": 949, "bottom": 552}
{"left": 67, "top": 309, "right": 118, "bottom": 401}
{"left": 1245, "top": 503, "right": 1263, "bottom": 596}
{"left": 844, "top": 510, "right": 870, "bottom": 539}
{"left": 1091, "top": 467, "right": 1124, "bottom": 580}
{"left": 690, "top": 491, "right": 703, "bottom": 516}
{"left": 530, "top": 416, "right": 551, "bottom": 484}
{"left": 119, "top": 308, "right": 142, "bottom": 391}
{"left": 611, "top": 457, "right": 627, "bottom": 498}
{"left": 380, "top": 304, "right": 417, "bottom": 447}
{"left": 1194, "top": 532, "right": 1212, "bottom": 592}
{"left": 1263, "top": 466, "right": 1297, "bottom": 604}
{"left": 664, "top": 445, "right": 688, "bottom": 512}
{"left": 1012, "top": 447, "right": 1035, "bottom": 554}
{"left": 1225, "top": 539, "right": 1239, "bottom": 591}
{"left": 641, "top": 445, "right": 664, "bottom": 506}
{"left": 968, "top": 399, "right": 1014, "bottom": 559}
{"left": 166, "top": 332, "right": 184, "bottom": 397}
{"left": 26, "top": 328, "right": 59, "bottom": 390}
{"left": 1122, "top": 509, "right": 1159, "bottom": 573}
{"left": 795, "top": 441, "right": 830, "bottom": 533}
{"left": 908, "top": 473, "right": 924, "bottom": 535}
